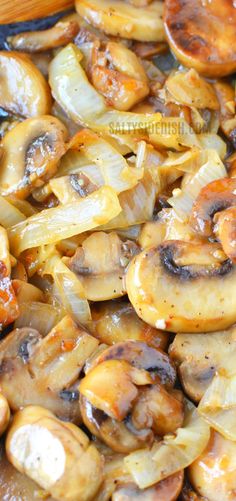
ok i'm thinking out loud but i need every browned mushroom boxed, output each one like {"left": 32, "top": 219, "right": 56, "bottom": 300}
{"left": 214, "top": 207, "right": 236, "bottom": 263}
{"left": 164, "top": 0, "right": 236, "bottom": 77}
{"left": 80, "top": 395, "right": 153, "bottom": 453}
{"left": 113, "top": 471, "right": 184, "bottom": 501}
{"left": 91, "top": 301, "right": 169, "bottom": 351}
{"left": 6, "top": 405, "right": 103, "bottom": 501}
{"left": 169, "top": 325, "right": 236, "bottom": 402}
{"left": 131, "top": 384, "right": 184, "bottom": 436}
{"left": 190, "top": 178, "right": 236, "bottom": 237}
{"left": 0, "top": 115, "right": 67, "bottom": 199}
{"left": 7, "top": 20, "right": 80, "bottom": 52}
{"left": 89, "top": 41, "right": 150, "bottom": 111}
{"left": 126, "top": 240, "right": 236, "bottom": 333}
{"left": 68, "top": 232, "right": 139, "bottom": 301}
{"left": 0, "top": 317, "right": 99, "bottom": 422}
{"left": 0, "top": 51, "right": 51, "bottom": 117}
{"left": 75, "top": 0, "right": 165, "bottom": 42}
{"left": 88, "top": 340, "right": 176, "bottom": 387}
{"left": 80, "top": 345, "right": 184, "bottom": 451}
{"left": 189, "top": 430, "right": 236, "bottom": 501}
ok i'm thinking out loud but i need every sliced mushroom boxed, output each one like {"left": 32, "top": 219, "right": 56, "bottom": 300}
{"left": 214, "top": 207, "right": 236, "bottom": 263}
{"left": 80, "top": 396, "right": 153, "bottom": 453}
{"left": 131, "top": 384, "right": 184, "bottom": 436}
{"left": 190, "top": 178, "right": 236, "bottom": 237}
{"left": 75, "top": 0, "right": 165, "bottom": 42}
{"left": 169, "top": 325, "right": 236, "bottom": 402}
{"left": 91, "top": 301, "right": 168, "bottom": 351}
{"left": 164, "top": 0, "right": 236, "bottom": 77}
{"left": 6, "top": 405, "right": 103, "bottom": 501}
{"left": 79, "top": 359, "right": 153, "bottom": 421}
{"left": 126, "top": 240, "right": 236, "bottom": 332}
{"left": 68, "top": 232, "right": 139, "bottom": 301}
{"left": 0, "top": 51, "right": 51, "bottom": 117}
{"left": 0, "top": 227, "right": 19, "bottom": 330}
{"left": 89, "top": 41, "right": 149, "bottom": 111}
{"left": 0, "top": 115, "right": 67, "bottom": 199}
{"left": 7, "top": 20, "right": 80, "bottom": 52}
{"left": 89, "top": 340, "right": 176, "bottom": 387}
{"left": 0, "top": 326, "right": 82, "bottom": 422}
{"left": 113, "top": 472, "right": 183, "bottom": 501}
{"left": 189, "top": 430, "right": 236, "bottom": 501}
{"left": 96, "top": 452, "right": 132, "bottom": 501}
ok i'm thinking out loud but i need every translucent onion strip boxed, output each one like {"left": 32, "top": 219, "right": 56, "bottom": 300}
{"left": 43, "top": 254, "right": 92, "bottom": 326}
{"left": 69, "top": 129, "right": 142, "bottom": 193}
{"left": 0, "top": 195, "right": 26, "bottom": 228}
{"left": 124, "top": 404, "right": 210, "bottom": 488}
{"left": 198, "top": 372, "right": 236, "bottom": 441}
{"left": 99, "top": 172, "right": 156, "bottom": 230}
{"left": 15, "top": 301, "right": 65, "bottom": 336}
{"left": 168, "top": 150, "right": 227, "bottom": 221}
{"left": 8, "top": 186, "right": 121, "bottom": 255}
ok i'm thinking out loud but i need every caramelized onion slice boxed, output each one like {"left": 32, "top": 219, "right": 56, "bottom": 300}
{"left": 0, "top": 51, "right": 51, "bottom": 117}
{"left": 165, "top": 69, "right": 219, "bottom": 110}
{"left": 7, "top": 20, "right": 80, "bottom": 52}
{"left": 0, "top": 115, "right": 67, "bottom": 199}
{"left": 164, "top": 0, "right": 236, "bottom": 77}
{"left": 68, "top": 129, "right": 142, "bottom": 193}
{"left": 76, "top": 0, "right": 165, "bottom": 42}
{"left": 8, "top": 186, "right": 121, "bottom": 256}
{"left": 126, "top": 240, "right": 236, "bottom": 333}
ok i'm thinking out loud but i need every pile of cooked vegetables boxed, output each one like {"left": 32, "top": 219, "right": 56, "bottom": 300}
{"left": 0, "top": 0, "right": 236, "bottom": 499}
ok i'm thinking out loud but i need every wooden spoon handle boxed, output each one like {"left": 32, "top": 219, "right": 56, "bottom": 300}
{"left": 0, "top": 0, "right": 74, "bottom": 24}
